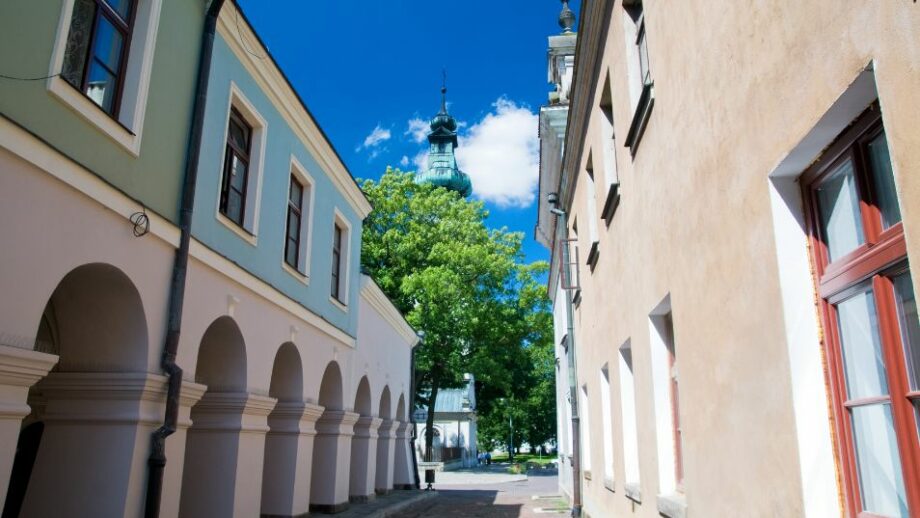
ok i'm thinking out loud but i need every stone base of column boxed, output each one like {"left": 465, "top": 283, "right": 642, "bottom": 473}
{"left": 394, "top": 484, "right": 415, "bottom": 490}
{"left": 374, "top": 488, "right": 391, "bottom": 496}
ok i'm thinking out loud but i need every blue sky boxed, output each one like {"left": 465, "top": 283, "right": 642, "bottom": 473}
{"left": 236, "top": 0, "right": 579, "bottom": 263}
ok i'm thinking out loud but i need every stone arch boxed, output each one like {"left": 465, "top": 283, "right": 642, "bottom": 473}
{"left": 318, "top": 361, "right": 344, "bottom": 410}
{"left": 180, "top": 316, "right": 254, "bottom": 517}
{"left": 392, "top": 393, "right": 412, "bottom": 489}
{"left": 262, "top": 342, "right": 311, "bottom": 517}
{"left": 12, "top": 263, "right": 151, "bottom": 517}
{"left": 396, "top": 393, "right": 406, "bottom": 422}
{"left": 378, "top": 386, "right": 392, "bottom": 420}
{"left": 374, "top": 385, "right": 394, "bottom": 494}
{"left": 353, "top": 376, "right": 372, "bottom": 416}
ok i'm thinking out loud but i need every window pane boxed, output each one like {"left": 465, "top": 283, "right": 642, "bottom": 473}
{"left": 893, "top": 272, "right": 920, "bottom": 391}
{"left": 228, "top": 117, "right": 250, "bottom": 151}
{"left": 868, "top": 131, "right": 901, "bottom": 230}
{"left": 289, "top": 179, "right": 302, "bottom": 206}
{"left": 836, "top": 289, "right": 889, "bottom": 400}
{"left": 91, "top": 17, "right": 124, "bottom": 73}
{"left": 85, "top": 61, "right": 116, "bottom": 113}
{"left": 103, "top": 0, "right": 132, "bottom": 21}
{"left": 817, "top": 160, "right": 865, "bottom": 262}
{"left": 638, "top": 29, "right": 650, "bottom": 85}
{"left": 851, "top": 404, "right": 908, "bottom": 518}
{"left": 225, "top": 191, "right": 243, "bottom": 225}
{"left": 285, "top": 238, "right": 298, "bottom": 268}
{"left": 287, "top": 211, "right": 300, "bottom": 240}
{"left": 62, "top": 0, "right": 95, "bottom": 88}
{"left": 229, "top": 155, "right": 247, "bottom": 191}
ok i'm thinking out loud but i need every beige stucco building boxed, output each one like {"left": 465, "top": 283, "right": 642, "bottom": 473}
{"left": 537, "top": 1, "right": 920, "bottom": 517}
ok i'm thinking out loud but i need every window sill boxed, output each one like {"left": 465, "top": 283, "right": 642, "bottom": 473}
{"left": 330, "top": 296, "right": 348, "bottom": 313}
{"left": 583, "top": 470, "right": 592, "bottom": 481}
{"left": 624, "top": 482, "right": 641, "bottom": 503}
{"left": 601, "top": 183, "right": 620, "bottom": 225}
{"left": 216, "top": 212, "right": 257, "bottom": 247}
{"left": 48, "top": 76, "right": 141, "bottom": 156}
{"left": 282, "top": 261, "right": 309, "bottom": 286}
{"left": 624, "top": 82, "right": 654, "bottom": 156}
{"left": 603, "top": 477, "right": 615, "bottom": 492}
{"left": 657, "top": 492, "right": 686, "bottom": 518}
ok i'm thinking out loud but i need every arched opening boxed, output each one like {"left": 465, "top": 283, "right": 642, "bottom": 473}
{"left": 310, "top": 361, "right": 357, "bottom": 513}
{"left": 375, "top": 386, "right": 394, "bottom": 494}
{"left": 9, "top": 263, "right": 150, "bottom": 517}
{"left": 261, "top": 342, "right": 311, "bottom": 517}
{"left": 349, "top": 377, "right": 377, "bottom": 502}
{"left": 393, "top": 394, "right": 413, "bottom": 489}
{"left": 179, "top": 316, "right": 250, "bottom": 517}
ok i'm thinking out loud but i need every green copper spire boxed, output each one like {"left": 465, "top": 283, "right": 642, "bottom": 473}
{"left": 415, "top": 80, "right": 472, "bottom": 198}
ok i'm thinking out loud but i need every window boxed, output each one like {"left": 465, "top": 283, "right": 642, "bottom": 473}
{"left": 622, "top": 0, "right": 654, "bottom": 154}
{"left": 599, "top": 75, "right": 620, "bottom": 224}
{"left": 804, "top": 105, "right": 919, "bottom": 517}
{"left": 580, "top": 384, "right": 592, "bottom": 476}
{"left": 600, "top": 365, "right": 615, "bottom": 489}
{"left": 285, "top": 176, "right": 304, "bottom": 270}
{"left": 61, "top": 0, "right": 137, "bottom": 116}
{"left": 619, "top": 340, "right": 641, "bottom": 502}
{"left": 331, "top": 213, "right": 351, "bottom": 307}
{"left": 584, "top": 154, "right": 600, "bottom": 270}
{"left": 331, "top": 224, "right": 343, "bottom": 301}
{"left": 219, "top": 108, "right": 251, "bottom": 228}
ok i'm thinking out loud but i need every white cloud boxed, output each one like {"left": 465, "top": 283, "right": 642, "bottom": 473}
{"left": 405, "top": 117, "right": 429, "bottom": 143}
{"left": 413, "top": 150, "right": 429, "bottom": 173}
{"left": 399, "top": 155, "right": 410, "bottom": 167}
{"left": 359, "top": 124, "right": 391, "bottom": 150}
{"left": 456, "top": 98, "right": 539, "bottom": 208}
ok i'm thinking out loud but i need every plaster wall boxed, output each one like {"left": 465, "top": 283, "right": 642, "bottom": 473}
{"left": 557, "top": 1, "right": 920, "bottom": 517}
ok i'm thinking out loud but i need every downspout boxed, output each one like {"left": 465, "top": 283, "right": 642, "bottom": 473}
{"left": 556, "top": 208, "right": 582, "bottom": 517}
{"left": 409, "top": 340, "right": 421, "bottom": 489}
{"left": 143, "top": 1, "right": 226, "bottom": 516}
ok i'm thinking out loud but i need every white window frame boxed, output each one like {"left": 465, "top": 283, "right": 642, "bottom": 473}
{"left": 282, "top": 155, "right": 315, "bottom": 284}
{"left": 600, "top": 364, "right": 615, "bottom": 490}
{"left": 330, "top": 207, "right": 352, "bottom": 311}
{"left": 46, "top": 0, "right": 164, "bottom": 156}
{"left": 215, "top": 82, "right": 267, "bottom": 246}
{"left": 618, "top": 339, "right": 642, "bottom": 502}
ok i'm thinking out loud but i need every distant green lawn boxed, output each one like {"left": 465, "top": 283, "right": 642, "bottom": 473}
{"left": 490, "top": 453, "right": 556, "bottom": 466}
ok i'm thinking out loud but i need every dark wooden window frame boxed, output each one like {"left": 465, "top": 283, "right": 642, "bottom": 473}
{"left": 331, "top": 223, "right": 344, "bottom": 302}
{"left": 803, "top": 105, "right": 920, "bottom": 518}
{"left": 219, "top": 108, "right": 252, "bottom": 229}
{"left": 62, "top": 0, "right": 139, "bottom": 118}
{"left": 599, "top": 92, "right": 621, "bottom": 225}
{"left": 284, "top": 175, "right": 304, "bottom": 271}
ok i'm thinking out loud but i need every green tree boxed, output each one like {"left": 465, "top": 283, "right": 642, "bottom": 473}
{"left": 360, "top": 168, "right": 523, "bottom": 461}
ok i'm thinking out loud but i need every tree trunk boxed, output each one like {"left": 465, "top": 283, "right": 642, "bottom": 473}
{"left": 424, "top": 384, "right": 439, "bottom": 463}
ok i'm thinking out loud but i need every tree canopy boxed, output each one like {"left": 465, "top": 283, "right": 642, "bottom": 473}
{"left": 359, "top": 168, "right": 555, "bottom": 459}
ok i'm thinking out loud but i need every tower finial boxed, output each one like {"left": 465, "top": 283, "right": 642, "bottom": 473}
{"left": 440, "top": 69, "right": 448, "bottom": 113}
{"left": 559, "top": 0, "right": 575, "bottom": 33}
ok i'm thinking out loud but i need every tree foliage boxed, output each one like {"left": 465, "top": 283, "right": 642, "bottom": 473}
{"left": 360, "top": 168, "right": 555, "bottom": 458}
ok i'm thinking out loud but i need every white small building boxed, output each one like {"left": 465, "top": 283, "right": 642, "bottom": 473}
{"left": 415, "top": 374, "right": 478, "bottom": 470}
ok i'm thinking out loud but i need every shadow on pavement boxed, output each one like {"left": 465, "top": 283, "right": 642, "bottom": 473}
{"left": 402, "top": 490, "right": 524, "bottom": 517}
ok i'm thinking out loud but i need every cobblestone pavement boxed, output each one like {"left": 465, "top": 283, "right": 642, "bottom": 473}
{"left": 401, "top": 466, "right": 569, "bottom": 517}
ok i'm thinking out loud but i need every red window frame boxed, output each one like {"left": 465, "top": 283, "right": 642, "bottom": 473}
{"left": 803, "top": 105, "right": 920, "bottom": 517}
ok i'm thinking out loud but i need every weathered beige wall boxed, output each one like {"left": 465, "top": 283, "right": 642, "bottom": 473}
{"left": 565, "top": 1, "right": 920, "bottom": 517}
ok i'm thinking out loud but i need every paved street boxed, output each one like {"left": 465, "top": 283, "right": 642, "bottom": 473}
{"left": 401, "top": 465, "right": 569, "bottom": 517}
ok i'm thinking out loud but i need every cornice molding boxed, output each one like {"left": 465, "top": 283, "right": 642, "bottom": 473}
{"left": 218, "top": 3, "right": 372, "bottom": 219}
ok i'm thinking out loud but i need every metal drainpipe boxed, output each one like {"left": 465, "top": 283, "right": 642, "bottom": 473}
{"left": 409, "top": 340, "right": 421, "bottom": 489}
{"left": 143, "top": 1, "right": 226, "bottom": 516}
{"left": 557, "top": 209, "right": 582, "bottom": 517}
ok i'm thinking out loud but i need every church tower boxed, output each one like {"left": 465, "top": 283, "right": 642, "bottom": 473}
{"left": 415, "top": 84, "right": 472, "bottom": 197}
